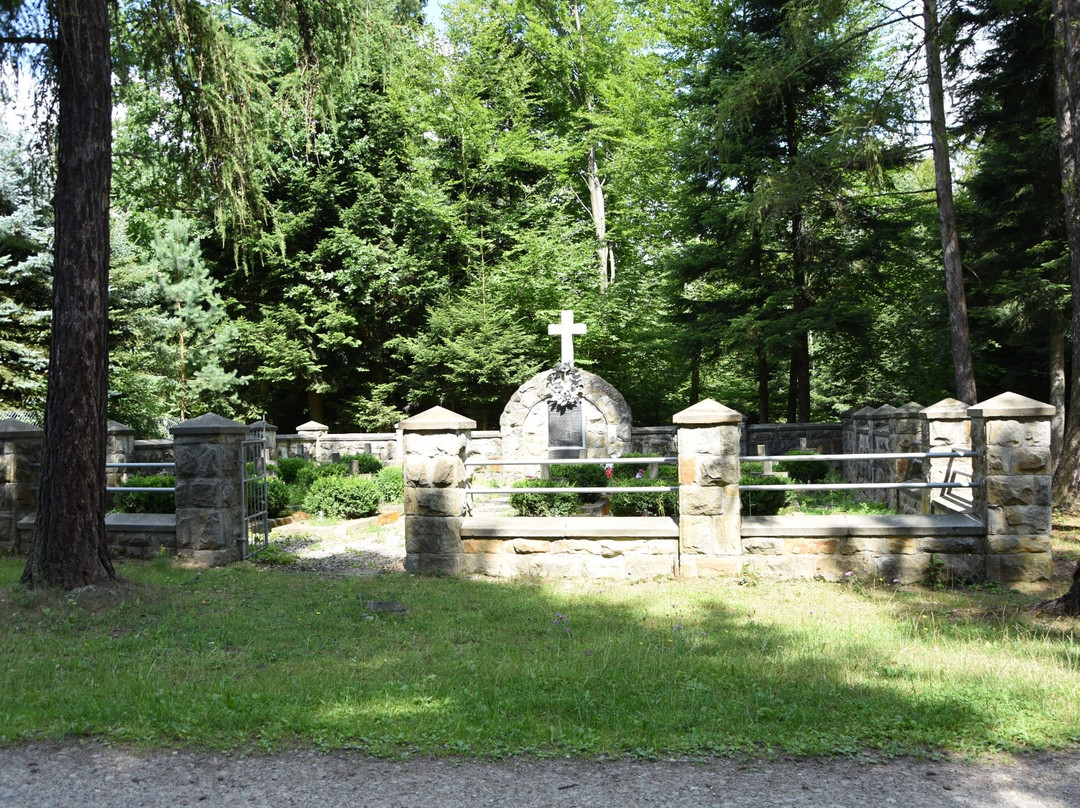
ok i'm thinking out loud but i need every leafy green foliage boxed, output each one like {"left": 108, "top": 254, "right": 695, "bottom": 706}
{"left": 112, "top": 474, "right": 176, "bottom": 514}
{"left": 776, "top": 451, "right": 831, "bottom": 484}
{"left": 607, "top": 477, "right": 678, "bottom": 517}
{"left": 739, "top": 474, "right": 787, "bottom": 516}
{"left": 266, "top": 476, "right": 291, "bottom": 518}
{"left": 341, "top": 453, "right": 382, "bottom": 474}
{"left": 275, "top": 457, "right": 310, "bottom": 485}
{"left": 508, "top": 478, "right": 580, "bottom": 517}
{"left": 374, "top": 465, "right": 404, "bottom": 503}
{"left": 301, "top": 475, "right": 381, "bottom": 519}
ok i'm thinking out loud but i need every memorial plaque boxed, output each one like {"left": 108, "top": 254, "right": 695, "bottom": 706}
{"left": 548, "top": 405, "right": 584, "bottom": 459}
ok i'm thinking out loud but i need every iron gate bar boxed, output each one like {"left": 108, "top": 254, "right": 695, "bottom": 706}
{"left": 239, "top": 427, "right": 270, "bottom": 559}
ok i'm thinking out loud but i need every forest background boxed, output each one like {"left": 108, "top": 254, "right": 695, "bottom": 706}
{"left": 0, "top": 0, "right": 1069, "bottom": 442}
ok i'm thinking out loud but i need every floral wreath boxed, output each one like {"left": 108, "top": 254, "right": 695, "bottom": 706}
{"left": 546, "top": 362, "right": 584, "bottom": 413}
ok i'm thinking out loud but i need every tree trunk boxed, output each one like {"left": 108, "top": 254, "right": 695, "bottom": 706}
{"left": 924, "top": 0, "right": 978, "bottom": 405}
{"left": 1050, "top": 330, "right": 1066, "bottom": 476}
{"left": 783, "top": 88, "right": 812, "bottom": 423}
{"left": 757, "top": 344, "right": 770, "bottom": 423}
{"left": 586, "top": 144, "right": 615, "bottom": 292}
{"left": 1044, "top": 0, "right": 1080, "bottom": 615}
{"left": 21, "top": 0, "right": 115, "bottom": 588}
{"left": 1053, "top": 0, "right": 1080, "bottom": 512}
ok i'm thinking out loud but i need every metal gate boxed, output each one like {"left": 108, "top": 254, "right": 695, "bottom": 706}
{"left": 240, "top": 425, "right": 270, "bottom": 559}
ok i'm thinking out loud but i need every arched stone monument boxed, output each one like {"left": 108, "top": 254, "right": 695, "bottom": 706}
{"left": 497, "top": 311, "right": 632, "bottom": 475}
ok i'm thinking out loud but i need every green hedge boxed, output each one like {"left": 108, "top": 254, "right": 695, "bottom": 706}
{"left": 739, "top": 474, "right": 788, "bottom": 516}
{"left": 341, "top": 453, "right": 383, "bottom": 474}
{"left": 508, "top": 478, "right": 580, "bottom": 517}
{"left": 776, "top": 450, "right": 831, "bottom": 483}
{"left": 266, "top": 476, "right": 291, "bottom": 518}
{"left": 113, "top": 474, "right": 175, "bottom": 514}
{"left": 375, "top": 465, "right": 404, "bottom": 503}
{"left": 607, "top": 477, "right": 678, "bottom": 517}
{"left": 276, "top": 457, "right": 310, "bottom": 485}
{"left": 301, "top": 476, "right": 382, "bottom": 519}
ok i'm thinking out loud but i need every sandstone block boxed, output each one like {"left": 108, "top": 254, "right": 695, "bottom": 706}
{"left": 742, "top": 537, "right": 781, "bottom": 555}
{"left": 986, "top": 534, "right": 1051, "bottom": 554}
{"left": 986, "top": 420, "right": 1024, "bottom": 447}
{"left": 986, "top": 552, "right": 1051, "bottom": 582}
{"left": 513, "top": 539, "right": 551, "bottom": 554}
{"left": 404, "top": 487, "right": 463, "bottom": 518}
{"left": 787, "top": 538, "right": 838, "bottom": 555}
{"left": 676, "top": 425, "right": 740, "bottom": 457}
{"left": 919, "top": 536, "right": 982, "bottom": 554}
{"left": 625, "top": 555, "right": 678, "bottom": 580}
{"left": 699, "top": 455, "right": 740, "bottom": 486}
{"left": 1010, "top": 447, "right": 1050, "bottom": 474}
{"left": 404, "top": 516, "right": 462, "bottom": 555}
{"left": 175, "top": 509, "right": 225, "bottom": 550}
{"left": 463, "top": 539, "right": 511, "bottom": 554}
{"left": 680, "top": 514, "right": 741, "bottom": 556}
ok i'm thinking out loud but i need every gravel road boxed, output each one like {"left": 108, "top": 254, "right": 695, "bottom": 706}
{"left": 1, "top": 743, "right": 1078, "bottom": 808}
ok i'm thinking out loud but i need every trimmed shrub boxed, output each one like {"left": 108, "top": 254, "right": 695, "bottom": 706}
{"left": 295, "top": 461, "right": 349, "bottom": 491}
{"left": 509, "top": 478, "right": 580, "bottom": 517}
{"left": 266, "top": 476, "right": 291, "bottom": 518}
{"left": 342, "top": 453, "right": 383, "bottom": 474}
{"left": 776, "top": 450, "right": 831, "bottom": 483}
{"left": 555, "top": 463, "right": 608, "bottom": 489}
{"left": 607, "top": 476, "right": 678, "bottom": 517}
{"left": 113, "top": 474, "right": 175, "bottom": 514}
{"left": 301, "top": 476, "right": 382, "bottom": 519}
{"left": 276, "top": 457, "right": 311, "bottom": 485}
{"left": 375, "top": 465, "right": 404, "bottom": 503}
{"left": 739, "top": 474, "right": 788, "bottom": 516}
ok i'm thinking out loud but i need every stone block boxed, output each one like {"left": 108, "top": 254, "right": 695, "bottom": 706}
{"left": 986, "top": 420, "right": 1024, "bottom": 447}
{"left": 742, "top": 537, "right": 781, "bottom": 555}
{"left": 679, "top": 555, "right": 744, "bottom": 578}
{"left": 985, "top": 534, "right": 1052, "bottom": 554}
{"left": 461, "top": 552, "right": 524, "bottom": 578}
{"left": 786, "top": 538, "right": 838, "bottom": 555}
{"left": 177, "top": 548, "right": 241, "bottom": 567}
{"left": 678, "top": 456, "right": 697, "bottom": 485}
{"left": 679, "top": 485, "right": 732, "bottom": 516}
{"left": 175, "top": 509, "right": 225, "bottom": 550}
{"left": 625, "top": 555, "right": 679, "bottom": 580}
{"left": 938, "top": 553, "right": 984, "bottom": 583}
{"left": 743, "top": 554, "right": 816, "bottom": 580}
{"left": 919, "top": 536, "right": 982, "bottom": 554}
{"left": 1001, "top": 504, "right": 1053, "bottom": 535}
{"left": 699, "top": 456, "right": 740, "bottom": 486}
{"left": 405, "top": 516, "right": 462, "bottom": 555}
{"left": 836, "top": 537, "right": 886, "bottom": 555}
{"left": 174, "top": 479, "right": 224, "bottom": 509}
{"left": 1010, "top": 447, "right": 1050, "bottom": 474}
{"left": 404, "top": 431, "right": 468, "bottom": 459}
{"left": 985, "top": 475, "right": 1042, "bottom": 507}
{"left": 986, "top": 553, "right": 1052, "bottom": 582}
{"left": 886, "top": 537, "right": 919, "bottom": 555}
{"left": 403, "top": 457, "right": 465, "bottom": 489}
{"left": 875, "top": 554, "right": 928, "bottom": 585}
{"left": 404, "top": 487, "right": 463, "bottom": 518}
{"left": 676, "top": 425, "right": 740, "bottom": 457}
{"left": 580, "top": 555, "right": 629, "bottom": 579}
{"left": 413, "top": 552, "right": 464, "bottom": 576}
{"left": 679, "top": 514, "right": 740, "bottom": 555}
{"left": 513, "top": 539, "right": 551, "bottom": 554}
{"left": 174, "top": 444, "right": 225, "bottom": 478}
{"left": 462, "top": 538, "right": 511, "bottom": 554}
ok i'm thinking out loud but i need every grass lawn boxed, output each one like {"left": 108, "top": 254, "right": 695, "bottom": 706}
{"left": 1, "top": 517, "right": 1079, "bottom": 759}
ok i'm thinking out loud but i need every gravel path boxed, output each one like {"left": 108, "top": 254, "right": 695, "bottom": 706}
{"left": 5, "top": 516, "right": 1077, "bottom": 807}
{"left": 1, "top": 743, "right": 1077, "bottom": 807}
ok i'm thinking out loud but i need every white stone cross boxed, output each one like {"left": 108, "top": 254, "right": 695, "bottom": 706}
{"left": 548, "top": 309, "right": 587, "bottom": 366}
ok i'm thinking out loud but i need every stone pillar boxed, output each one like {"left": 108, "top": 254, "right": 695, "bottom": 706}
{"left": 170, "top": 414, "right": 249, "bottom": 566}
{"left": 919, "top": 398, "right": 972, "bottom": 514}
{"left": 106, "top": 421, "right": 136, "bottom": 489}
{"left": 249, "top": 420, "right": 277, "bottom": 463}
{"left": 400, "top": 406, "right": 475, "bottom": 575}
{"left": 674, "top": 399, "right": 743, "bottom": 578}
{"left": 0, "top": 419, "right": 43, "bottom": 553}
{"left": 970, "top": 392, "right": 1055, "bottom": 582}
{"left": 850, "top": 406, "right": 874, "bottom": 485}
{"left": 296, "top": 420, "right": 328, "bottom": 461}
{"left": 888, "top": 403, "right": 923, "bottom": 513}
{"left": 868, "top": 405, "right": 896, "bottom": 503}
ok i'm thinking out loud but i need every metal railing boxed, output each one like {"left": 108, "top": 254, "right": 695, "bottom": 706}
{"left": 739, "top": 450, "right": 978, "bottom": 492}
{"left": 105, "top": 461, "right": 176, "bottom": 494}
{"left": 464, "top": 456, "right": 678, "bottom": 495}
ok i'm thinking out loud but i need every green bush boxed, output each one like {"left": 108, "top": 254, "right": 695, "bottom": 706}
{"left": 739, "top": 473, "right": 788, "bottom": 516}
{"left": 276, "top": 457, "right": 311, "bottom": 485}
{"left": 341, "top": 453, "right": 383, "bottom": 474}
{"left": 295, "top": 461, "right": 349, "bottom": 491}
{"left": 113, "top": 474, "right": 176, "bottom": 514}
{"left": 555, "top": 463, "right": 608, "bottom": 489}
{"left": 607, "top": 476, "right": 678, "bottom": 516}
{"left": 509, "top": 478, "right": 580, "bottom": 517}
{"left": 776, "top": 450, "right": 831, "bottom": 483}
{"left": 266, "top": 476, "right": 291, "bottom": 518}
{"left": 301, "top": 476, "right": 382, "bottom": 519}
{"left": 375, "top": 465, "right": 404, "bottom": 503}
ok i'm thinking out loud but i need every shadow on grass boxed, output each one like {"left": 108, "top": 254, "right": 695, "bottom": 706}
{"left": 6, "top": 555, "right": 1074, "bottom": 757}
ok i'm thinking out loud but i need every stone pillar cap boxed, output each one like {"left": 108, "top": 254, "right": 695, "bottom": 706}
{"left": 969, "top": 392, "right": 1055, "bottom": 419}
{"left": 851, "top": 406, "right": 876, "bottom": 417}
{"left": 672, "top": 399, "right": 742, "bottom": 425}
{"left": 249, "top": 419, "right": 278, "bottom": 430}
{"left": 0, "top": 418, "right": 43, "bottom": 438}
{"left": 296, "top": 420, "right": 328, "bottom": 433}
{"left": 170, "top": 413, "right": 249, "bottom": 436}
{"left": 921, "top": 397, "right": 971, "bottom": 419}
{"left": 399, "top": 406, "right": 477, "bottom": 431}
{"left": 889, "top": 402, "right": 923, "bottom": 418}
{"left": 107, "top": 420, "right": 136, "bottom": 434}
{"left": 869, "top": 404, "right": 896, "bottom": 417}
